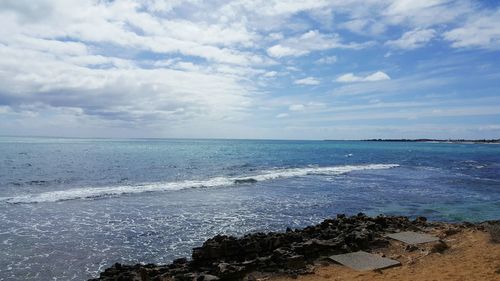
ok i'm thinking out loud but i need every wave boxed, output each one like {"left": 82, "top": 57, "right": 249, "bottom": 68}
{"left": 2, "top": 164, "right": 399, "bottom": 204}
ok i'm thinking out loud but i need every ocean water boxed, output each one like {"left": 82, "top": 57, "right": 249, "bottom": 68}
{"left": 0, "top": 137, "right": 499, "bottom": 280}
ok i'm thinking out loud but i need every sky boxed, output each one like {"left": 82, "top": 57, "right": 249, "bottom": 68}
{"left": 0, "top": 0, "right": 499, "bottom": 140}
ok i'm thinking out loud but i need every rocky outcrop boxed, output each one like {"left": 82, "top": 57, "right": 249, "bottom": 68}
{"left": 91, "top": 214, "right": 430, "bottom": 281}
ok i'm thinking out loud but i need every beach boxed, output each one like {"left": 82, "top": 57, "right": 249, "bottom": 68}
{"left": 92, "top": 214, "right": 500, "bottom": 280}
{"left": 272, "top": 222, "right": 500, "bottom": 281}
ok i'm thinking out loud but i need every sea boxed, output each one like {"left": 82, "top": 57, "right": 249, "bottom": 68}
{"left": 0, "top": 137, "right": 499, "bottom": 280}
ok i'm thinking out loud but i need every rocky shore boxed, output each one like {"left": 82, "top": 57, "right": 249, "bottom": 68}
{"left": 91, "top": 214, "right": 490, "bottom": 281}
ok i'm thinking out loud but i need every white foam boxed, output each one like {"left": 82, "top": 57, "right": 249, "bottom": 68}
{"left": 2, "top": 164, "right": 398, "bottom": 204}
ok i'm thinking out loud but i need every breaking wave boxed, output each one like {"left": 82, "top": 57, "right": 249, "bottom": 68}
{"left": 2, "top": 164, "right": 399, "bottom": 204}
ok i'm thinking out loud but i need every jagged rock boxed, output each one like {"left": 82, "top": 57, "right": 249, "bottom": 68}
{"left": 234, "top": 178, "right": 258, "bottom": 184}
{"left": 197, "top": 274, "right": 219, "bottom": 281}
{"left": 91, "top": 214, "right": 441, "bottom": 281}
{"left": 284, "top": 255, "right": 306, "bottom": 269}
{"left": 174, "top": 272, "right": 197, "bottom": 281}
{"left": 173, "top": 258, "right": 189, "bottom": 265}
{"left": 215, "top": 263, "right": 246, "bottom": 280}
{"left": 414, "top": 216, "right": 427, "bottom": 225}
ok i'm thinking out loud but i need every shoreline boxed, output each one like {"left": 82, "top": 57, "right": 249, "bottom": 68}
{"left": 272, "top": 225, "right": 500, "bottom": 281}
{"left": 358, "top": 139, "right": 500, "bottom": 144}
{"left": 91, "top": 214, "right": 500, "bottom": 281}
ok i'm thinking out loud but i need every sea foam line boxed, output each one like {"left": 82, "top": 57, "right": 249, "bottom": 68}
{"left": 2, "top": 164, "right": 399, "bottom": 204}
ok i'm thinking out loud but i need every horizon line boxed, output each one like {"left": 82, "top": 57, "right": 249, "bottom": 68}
{"left": 1, "top": 135, "right": 499, "bottom": 142}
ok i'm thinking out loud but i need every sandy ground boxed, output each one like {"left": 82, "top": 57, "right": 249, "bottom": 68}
{"left": 271, "top": 228, "right": 500, "bottom": 281}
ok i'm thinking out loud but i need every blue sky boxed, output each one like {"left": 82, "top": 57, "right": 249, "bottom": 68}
{"left": 0, "top": 0, "right": 499, "bottom": 139}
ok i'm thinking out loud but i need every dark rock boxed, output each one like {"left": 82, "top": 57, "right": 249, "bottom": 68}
{"left": 430, "top": 241, "right": 448, "bottom": 253}
{"left": 284, "top": 255, "right": 306, "bottom": 269}
{"left": 92, "top": 214, "right": 438, "bottom": 281}
{"left": 244, "top": 274, "right": 257, "bottom": 281}
{"left": 175, "top": 272, "right": 197, "bottom": 281}
{"left": 367, "top": 237, "right": 389, "bottom": 250}
{"left": 462, "top": 221, "right": 475, "bottom": 228}
{"left": 405, "top": 245, "right": 418, "bottom": 252}
{"left": 215, "top": 263, "right": 245, "bottom": 280}
{"left": 197, "top": 274, "right": 220, "bottom": 281}
{"left": 173, "top": 258, "right": 189, "bottom": 265}
{"left": 483, "top": 220, "right": 500, "bottom": 243}
{"left": 234, "top": 178, "right": 258, "bottom": 184}
{"left": 414, "top": 216, "right": 427, "bottom": 225}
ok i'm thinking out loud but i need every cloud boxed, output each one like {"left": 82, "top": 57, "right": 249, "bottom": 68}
{"left": 385, "top": 28, "right": 436, "bottom": 50}
{"left": 443, "top": 9, "right": 500, "bottom": 50}
{"left": 336, "top": 71, "right": 391, "bottom": 83}
{"left": 331, "top": 70, "right": 458, "bottom": 97}
{"left": 316, "top": 55, "right": 337, "bottom": 64}
{"left": 263, "top": 71, "right": 278, "bottom": 77}
{"left": 0, "top": 41, "right": 252, "bottom": 125}
{"left": 286, "top": 66, "right": 300, "bottom": 72}
{"left": 289, "top": 104, "right": 305, "bottom": 111}
{"left": 0, "top": 0, "right": 499, "bottom": 139}
{"left": 0, "top": 0, "right": 268, "bottom": 66}
{"left": 276, "top": 113, "right": 289, "bottom": 118}
{"left": 267, "top": 45, "right": 308, "bottom": 58}
{"left": 267, "top": 30, "right": 370, "bottom": 58}
{"left": 340, "top": 19, "right": 386, "bottom": 35}
{"left": 382, "top": 0, "right": 470, "bottom": 28}
{"left": 294, "top": 77, "right": 320, "bottom": 85}
{"left": 288, "top": 102, "right": 325, "bottom": 112}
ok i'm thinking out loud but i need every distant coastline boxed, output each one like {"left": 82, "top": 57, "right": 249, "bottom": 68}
{"left": 359, "top": 139, "right": 500, "bottom": 144}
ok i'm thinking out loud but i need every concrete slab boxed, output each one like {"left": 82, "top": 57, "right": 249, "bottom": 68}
{"left": 386, "top": 231, "right": 439, "bottom": 245}
{"left": 329, "top": 251, "right": 400, "bottom": 271}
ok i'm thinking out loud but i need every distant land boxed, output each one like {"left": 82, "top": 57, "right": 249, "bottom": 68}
{"left": 359, "top": 139, "right": 500, "bottom": 144}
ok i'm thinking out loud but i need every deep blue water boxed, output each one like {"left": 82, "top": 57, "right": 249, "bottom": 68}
{"left": 0, "top": 137, "right": 499, "bottom": 280}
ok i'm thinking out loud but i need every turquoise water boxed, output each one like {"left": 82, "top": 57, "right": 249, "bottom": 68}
{"left": 0, "top": 137, "right": 499, "bottom": 280}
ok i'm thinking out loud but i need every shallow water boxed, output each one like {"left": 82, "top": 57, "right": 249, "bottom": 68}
{"left": 0, "top": 137, "right": 499, "bottom": 280}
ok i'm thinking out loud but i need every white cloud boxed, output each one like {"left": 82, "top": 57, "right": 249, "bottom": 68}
{"left": 0, "top": 41, "right": 252, "bottom": 125}
{"left": 263, "top": 71, "right": 278, "bottom": 77}
{"left": 267, "top": 30, "right": 370, "bottom": 58}
{"left": 382, "top": 0, "right": 470, "bottom": 28}
{"left": 267, "top": 45, "right": 308, "bottom": 58}
{"left": 340, "top": 18, "right": 386, "bottom": 35}
{"left": 385, "top": 28, "right": 436, "bottom": 50}
{"left": 174, "top": 61, "right": 201, "bottom": 71}
{"left": 364, "top": 71, "right": 391, "bottom": 82}
{"left": 276, "top": 113, "right": 289, "bottom": 118}
{"left": 443, "top": 9, "right": 500, "bottom": 50}
{"left": 316, "top": 55, "right": 337, "bottom": 64}
{"left": 336, "top": 71, "right": 391, "bottom": 83}
{"left": 268, "top": 32, "right": 284, "bottom": 40}
{"left": 288, "top": 102, "right": 325, "bottom": 112}
{"left": 332, "top": 72, "right": 450, "bottom": 96}
{"left": 336, "top": 73, "right": 362, "bottom": 83}
{"left": 286, "top": 66, "right": 300, "bottom": 72}
{"left": 289, "top": 104, "right": 305, "bottom": 111}
{"left": 294, "top": 77, "right": 320, "bottom": 85}
{"left": 0, "top": 0, "right": 499, "bottom": 139}
{"left": 0, "top": 0, "right": 268, "bottom": 66}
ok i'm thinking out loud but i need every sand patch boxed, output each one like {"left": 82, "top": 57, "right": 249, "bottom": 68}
{"left": 271, "top": 228, "right": 500, "bottom": 281}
